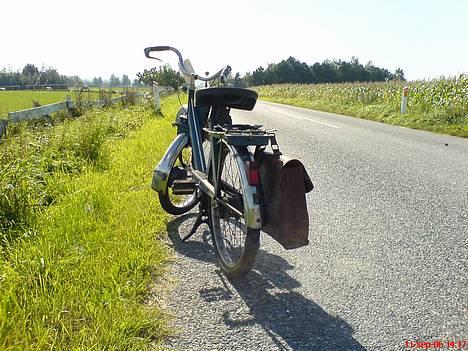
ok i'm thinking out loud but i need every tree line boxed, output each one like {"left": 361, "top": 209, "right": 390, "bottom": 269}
{"left": 2, "top": 56, "right": 404, "bottom": 90}
{"left": 0, "top": 64, "right": 139, "bottom": 89}
{"left": 135, "top": 56, "right": 405, "bottom": 89}
{"left": 90, "top": 74, "right": 136, "bottom": 87}
{"left": 243, "top": 56, "right": 405, "bottom": 86}
{"left": 0, "top": 64, "right": 81, "bottom": 87}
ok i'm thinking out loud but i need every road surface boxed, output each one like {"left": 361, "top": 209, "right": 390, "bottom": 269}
{"left": 163, "top": 101, "right": 467, "bottom": 351}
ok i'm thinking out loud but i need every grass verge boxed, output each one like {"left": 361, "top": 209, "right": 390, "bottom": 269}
{"left": 260, "top": 96, "right": 467, "bottom": 137}
{"left": 1, "top": 96, "right": 181, "bottom": 349}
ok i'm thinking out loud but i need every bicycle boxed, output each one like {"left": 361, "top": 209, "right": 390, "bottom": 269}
{"left": 145, "top": 46, "right": 313, "bottom": 278}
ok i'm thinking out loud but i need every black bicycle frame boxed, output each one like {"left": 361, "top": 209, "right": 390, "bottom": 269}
{"left": 186, "top": 87, "right": 207, "bottom": 173}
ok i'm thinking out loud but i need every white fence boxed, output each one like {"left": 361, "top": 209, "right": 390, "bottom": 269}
{"left": 8, "top": 99, "right": 73, "bottom": 123}
{"left": 0, "top": 94, "right": 143, "bottom": 139}
{"left": 0, "top": 85, "right": 174, "bottom": 138}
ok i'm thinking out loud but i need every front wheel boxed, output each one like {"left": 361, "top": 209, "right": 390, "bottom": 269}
{"left": 158, "top": 146, "right": 198, "bottom": 215}
{"left": 209, "top": 143, "right": 260, "bottom": 279}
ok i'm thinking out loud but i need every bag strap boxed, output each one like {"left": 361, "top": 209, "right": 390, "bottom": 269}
{"left": 270, "top": 134, "right": 282, "bottom": 156}
{"left": 254, "top": 134, "right": 282, "bottom": 159}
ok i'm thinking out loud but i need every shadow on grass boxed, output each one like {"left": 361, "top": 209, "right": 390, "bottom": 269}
{"left": 166, "top": 213, "right": 367, "bottom": 351}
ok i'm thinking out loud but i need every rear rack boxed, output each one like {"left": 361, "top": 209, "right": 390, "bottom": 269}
{"left": 204, "top": 124, "right": 274, "bottom": 146}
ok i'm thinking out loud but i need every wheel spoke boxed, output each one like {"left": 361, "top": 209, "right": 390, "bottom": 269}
{"left": 211, "top": 145, "right": 248, "bottom": 267}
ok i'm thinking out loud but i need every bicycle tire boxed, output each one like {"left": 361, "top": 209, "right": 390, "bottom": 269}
{"left": 209, "top": 143, "right": 260, "bottom": 279}
{"left": 158, "top": 146, "right": 198, "bottom": 215}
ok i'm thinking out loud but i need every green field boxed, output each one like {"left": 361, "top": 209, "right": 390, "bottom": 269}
{"left": 0, "top": 90, "right": 72, "bottom": 117}
{"left": 254, "top": 75, "right": 468, "bottom": 137}
{"left": 0, "top": 97, "right": 180, "bottom": 349}
{"left": 0, "top": 89, "right": 149, "bottom": 118}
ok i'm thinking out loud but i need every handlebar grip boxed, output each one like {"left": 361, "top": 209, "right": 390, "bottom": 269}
{"left": 222, "top": 65, "right": 232, "bottom": 77}
{"left": 144, "top": 46, "right": 172, "bottom": 58}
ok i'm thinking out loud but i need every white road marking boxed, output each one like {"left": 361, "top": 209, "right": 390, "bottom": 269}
{"left": 262, "top": 104, "right": 340, "bottom": 129}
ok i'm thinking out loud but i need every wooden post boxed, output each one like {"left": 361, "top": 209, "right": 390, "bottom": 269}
{"left": 66, "top": 95, "right": 73, "bottom": 109}
{"left": 153, "top": 82, "right": 160, "bottom": 112}
{"left": 0, "top": 119, "right": 8, "bottom": 139}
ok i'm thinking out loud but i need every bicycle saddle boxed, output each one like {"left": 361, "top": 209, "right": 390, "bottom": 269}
{"left": 195, "top": 87, "right": 258, "bottom": 111}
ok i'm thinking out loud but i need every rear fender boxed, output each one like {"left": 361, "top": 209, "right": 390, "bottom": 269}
{"left": 230, "top": 145, "right": 262, "bottom": 230}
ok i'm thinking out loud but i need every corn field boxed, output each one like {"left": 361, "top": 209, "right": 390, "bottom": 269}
{"left": 254, "top": 75, "right": 468, "bottom": 127}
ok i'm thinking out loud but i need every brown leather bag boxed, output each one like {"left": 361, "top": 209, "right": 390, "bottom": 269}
{"left": 256, "top": 151, "right": 313, "bottom": 249}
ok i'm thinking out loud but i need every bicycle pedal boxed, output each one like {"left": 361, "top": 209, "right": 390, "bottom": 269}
{"left": 172, "top": 179, "right": 197, "bottom": 195}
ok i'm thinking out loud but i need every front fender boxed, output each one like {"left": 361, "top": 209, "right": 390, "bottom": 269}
{"left": 152, "top": 133, "right": 189, "bottom": 194}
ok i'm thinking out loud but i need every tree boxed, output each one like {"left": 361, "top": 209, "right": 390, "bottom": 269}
{"left": 336, "top": 59, "right": 354, "bottom": 82}
{"left": 22, "top": 64, "right": 39, "bottom": 77}
{"left": 41, "top": 68, "right": 63, "bottom": 85}
{"left": 136, "top": 64, "right": 184, "bottom": 89}
{"left": 233, "top": 72, "right": 246, "bottom": 87}
{"left": 393, "top": 68, "right": 405, "bottom": 81}
{"left": 226, "top": 72, "right": 246, "bottom": 87}
{"left": 92, "top": 77, "right": 103, "bottom": 86}
{"left": 132, "top": 78, "right": 142, "bottom": 87}
{"left": 68, "top": 76, "right": 83, "bottom": 87}
{"left": 121, "top": 74, "right": 131, "bottom": 87}
{"left": 242, "top": 72, "right": 253, "bottom": 87}
{"left": 244, "top": 56, "right": 399, "bottom": 86}
{"left": 20, "top": 64, "right": 40, "bottom": 85}
{"left": 312, "top": 60, "right": 338, "bottom": 83}
{"left": 365, "top": 61, "right": 385, "bottom": 82}
{"left": 109, "top": 74, "right": 120, "bottom": 87}
{"left": 0, "top": 64, "right": 81, "bottom": 88}
{"left": 250, "top": 66, "right": 266, "bottom": 86}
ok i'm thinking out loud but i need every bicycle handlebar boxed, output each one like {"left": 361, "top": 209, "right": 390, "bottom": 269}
{"left": 144, "top": 45, "right": 231, "bottom": 82}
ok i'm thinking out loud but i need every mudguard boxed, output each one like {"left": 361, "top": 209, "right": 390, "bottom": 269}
{"left": 230, "top": 145, "right": 263, "bottom": 230}
{"left": 151, "top": 133, "right": 189, "bottom": 194}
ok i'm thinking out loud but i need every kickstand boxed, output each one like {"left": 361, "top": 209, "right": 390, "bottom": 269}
{"left": 182, "top": 205, "right": 208, "bottom": 242}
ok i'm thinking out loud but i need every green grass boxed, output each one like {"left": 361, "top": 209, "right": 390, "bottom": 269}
{"left": 0, "top": 91, "right": 71, "bottom": 117}
{"left": 0, "top": 96, "right": 181, "bottom": 349}
{"left": 254, "top": 76, "right": 468, "bottom": 137}
{"left": 0, "top": 90, "right": 131, "bottom": 119}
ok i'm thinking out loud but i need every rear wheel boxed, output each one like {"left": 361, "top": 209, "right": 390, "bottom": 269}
{"left": 209, "top": 143, "right": 259, "bottom": 279}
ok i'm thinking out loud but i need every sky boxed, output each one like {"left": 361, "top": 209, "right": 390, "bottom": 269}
{"left": 1, "top": 0, "right": 467, "bottom": 81}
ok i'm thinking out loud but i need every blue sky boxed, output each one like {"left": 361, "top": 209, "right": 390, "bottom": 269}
{"left": 1, "top": 0, "right": 467, "bottom": 81}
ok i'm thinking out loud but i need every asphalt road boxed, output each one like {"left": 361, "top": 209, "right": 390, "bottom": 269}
{"left": 163, "top": 101, "right": 467, "bottom": 351}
